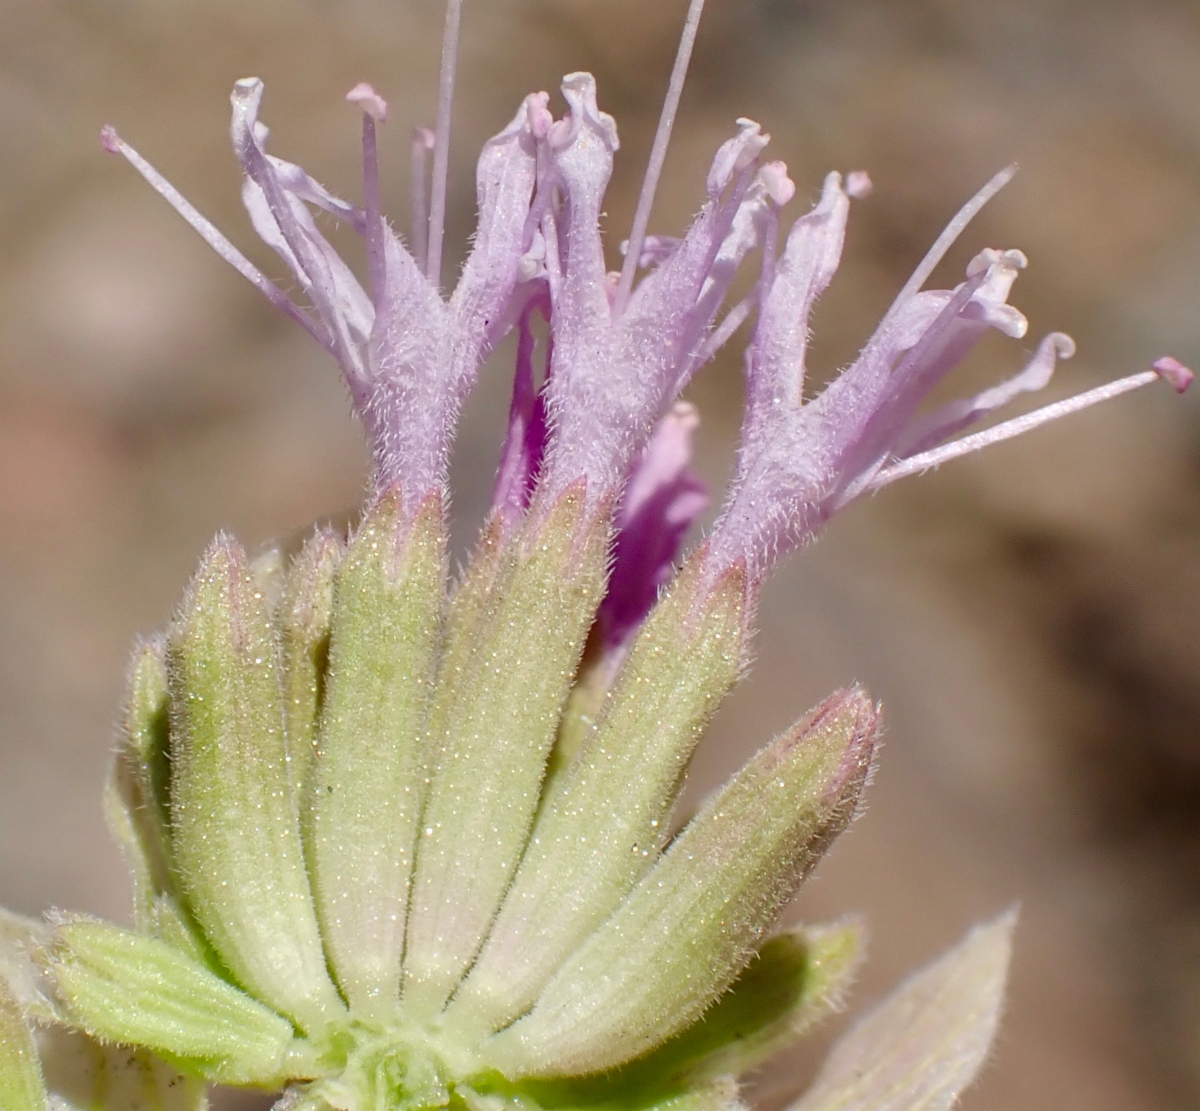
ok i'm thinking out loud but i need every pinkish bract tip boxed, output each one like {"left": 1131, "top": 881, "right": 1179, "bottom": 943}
{"left": 99, "top": 125, "right": 121, "bottom": 154}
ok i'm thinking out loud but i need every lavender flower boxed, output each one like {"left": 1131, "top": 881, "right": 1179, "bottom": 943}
{"left": 1, "top": 0, "right": 1191, "bottom": 1110}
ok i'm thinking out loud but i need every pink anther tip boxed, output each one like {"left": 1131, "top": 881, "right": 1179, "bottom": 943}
{"left": 1153, "top": 356, "right": 1194, "bottom": 394}
{"left": 846, "top": 170, "right": 873, "bottom": 199}
{"left": 346, "top": 83, "right": 388, "bottom": 122}
{"left": 99, "top": 125, "right": 121, "bottom": 154}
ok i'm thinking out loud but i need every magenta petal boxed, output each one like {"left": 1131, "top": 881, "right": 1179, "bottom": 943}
{"left": 491, "top": 292, "right": 552, "bottom": 529}
{"left": 598, "top": 403, "right": 710, "bottom": 651}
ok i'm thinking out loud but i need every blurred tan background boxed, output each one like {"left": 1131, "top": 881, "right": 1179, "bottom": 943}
{"left": 2, "top": 0, "right": 1200, "bottom": 1108}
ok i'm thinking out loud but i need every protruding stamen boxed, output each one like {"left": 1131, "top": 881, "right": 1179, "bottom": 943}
{"left": 411, "top": 126, "right": 435, "bottom": 268}
{"left": 693, "top": 292, "right": 756, "bottom": 369}
{"left": 98, "top": 125, "right": 328, "bottom": 346}
{"left": 845, "top": 170, "right": 873, "bottom": 199}
{"left": 348, "top": 84, "right": 389, "bottom": 305}
{"left": 1154, "top": 355, "right": 1195, "bottom": 393}
{"left": 614, "top": 0, "right": 708, "bottom": 314}
{"left": 870, "top": 365, "right": 1191, "bottom": 489}
{"left": 760, "top": 161, "right": 796, "bottom": 207}
{"left": 355, "top": 99, "right": 387, "bottom": 309}
{"left": 346, "top": 82, "right": 388, "bottom": 122}
{"left": 883, "top": 164, "right": 1016, "bottom": 324}
{"left": 755, "top": 204, "right": 781, "bottom": 339}
{"left": 427, "top": 0, "right": 465, "bottom": 286}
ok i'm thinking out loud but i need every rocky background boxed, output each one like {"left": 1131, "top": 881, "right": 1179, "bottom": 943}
{"left": 2, "top": 1, "right": 1199, "bottom": 1107}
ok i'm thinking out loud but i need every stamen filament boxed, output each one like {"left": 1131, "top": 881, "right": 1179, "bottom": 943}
{"left": 427, "top": 0, "right": 465, "bottom": 287}
{"left": 346, "top": 85, "right": 389, "bottom": 307}
{"left": 871, "top": 369, "right": 1172, "bottom": 489}
{"left": 411, "top": 127, "right": 435, "bottom": 270}
{"left": 753, "top": 204, "right": 781, "bottom": 347}
{"left": 363, "top": 116, "right": 386, "bottom": 303}
{"left": 693, "top": 291, "right": 756, "bottom": 369}
{"left": 882, "top": 165, "right": 1016, "bottom": 325}
{"left": 99, "top": 125, "right": 329, "bottom": 347}
{"left": 615, "top": 0, "right": 708, "bottom": 314}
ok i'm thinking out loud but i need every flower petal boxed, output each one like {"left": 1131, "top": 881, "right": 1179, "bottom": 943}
{"left": 232, "top": 80, "right": 375, "bottom": 392}
{"left": 599, "top": 401, "right": 710, "bottom": 652}
{"left": 888, "top": 331, "right": 1075, "bottom": 462}
{"left": 490, "top": 292, "right": 552, "bottom": 530}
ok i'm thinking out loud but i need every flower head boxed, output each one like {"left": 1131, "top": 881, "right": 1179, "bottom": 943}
{"left": 3, "top": 1, "right": 1190, "bottom": 1110}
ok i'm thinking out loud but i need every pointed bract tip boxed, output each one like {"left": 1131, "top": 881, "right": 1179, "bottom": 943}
{"left": 99, "top": 125, "right": 122, "bottom": 154}
{"left": 803, "top": 686, "right": 881, "bottom": 803}
{"left": 346, "top": 82, "right": 388, "bottom": 122}
{"left": 845, "top": 170, "right": 873, "bottom": 199}
{"left": 1154, "top": 356, "right": 1194, "bottom": 394}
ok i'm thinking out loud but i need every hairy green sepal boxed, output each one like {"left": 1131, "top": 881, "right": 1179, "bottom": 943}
{"left": 168, "top": 537, "right": 342, "bottom": 1032}
{"left": 487, "top": 691, "right": 877, "bottom": 1077}
{"left": 307, "top": 492, "right": 444, "bottom": 1015}
{"left": 279, "top": 527, "right": 342, "bottom": 802}
{"left": 403, "top": 487, "right": 608, "bottom": 1017}
{"left": 452, "top": 556, "right": 747, "bottom": 1035}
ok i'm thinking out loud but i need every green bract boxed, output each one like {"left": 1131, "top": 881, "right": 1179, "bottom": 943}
{"left": 28, "top": 489, "right": 894, "bottom": 1111}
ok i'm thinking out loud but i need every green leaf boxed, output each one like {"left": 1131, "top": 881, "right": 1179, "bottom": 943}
{"left": 788, "top": 913, "right": 1015, "bottom": 1111}
{"left": 403, "top": 486, "right": 609, "bottom": 1019}
{"left": 278, "top": 527, "right": 342, "bottom": 803}
{"left": 305, "top": 492, "right": 443, "bottom": 1015}
{"left": 168, "top": 535, "right": 343, "bottom": 1032}
{"left": 0, "top": 977, "right": 46, "bottom": 1111}
{"left": 487, "top": 689, "right": 879, "bottom": 1078}
{"left": 48, "top": 918, "right": 317, "bottom": 1087}
{"left": 451, "top": 557, "right": 747, "bottom": 1036}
